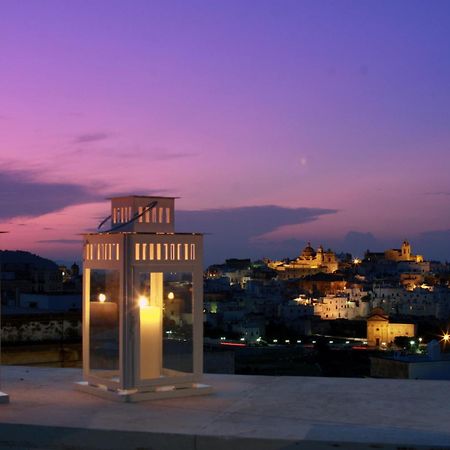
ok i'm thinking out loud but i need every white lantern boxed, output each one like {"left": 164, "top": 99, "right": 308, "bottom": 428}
{"left": 76, "top": 196, "right": 211, "bottom": 401}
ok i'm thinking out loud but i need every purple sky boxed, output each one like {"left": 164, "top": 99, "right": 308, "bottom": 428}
{"left": 1, "top": 0, "right": 450, "bottom": 265}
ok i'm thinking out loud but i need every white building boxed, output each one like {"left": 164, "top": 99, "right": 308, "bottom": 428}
{"left": 369, "top": 286, "right": 450, "bottom": 320}
{"left": 314, "top": 295, "right": 369, "bottom": 320}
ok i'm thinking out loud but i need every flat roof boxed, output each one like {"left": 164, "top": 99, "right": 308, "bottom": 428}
{"left": 1, "top": 366, "right": 450, "bottom": 449}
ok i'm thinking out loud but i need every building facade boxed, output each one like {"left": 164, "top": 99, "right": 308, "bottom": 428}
{"left": 367, "top": 308, "right": 416, "bottom": 347}
{"left": 268, "top": 243, "right": 339, "bottom": 276}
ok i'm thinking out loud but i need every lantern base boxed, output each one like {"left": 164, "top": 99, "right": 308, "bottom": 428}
{"left": 0, "top": 392, "right": 9, "bottom": 404}
{"left": 75, "top": 381, "right": 213, "bottom": 402}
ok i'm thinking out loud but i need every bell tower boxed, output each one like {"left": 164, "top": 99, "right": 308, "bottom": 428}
{"left": 401, "top": 240, "right": 411, "bottom": 261}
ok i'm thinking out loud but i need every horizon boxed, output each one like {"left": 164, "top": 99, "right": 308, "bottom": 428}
{"left": 1, "top": 1, "right": 450, "bottom": 264}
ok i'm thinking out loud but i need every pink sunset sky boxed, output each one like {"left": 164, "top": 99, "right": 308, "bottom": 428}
{"left": 1, "top": 1, "right": 450, "bottom": 265}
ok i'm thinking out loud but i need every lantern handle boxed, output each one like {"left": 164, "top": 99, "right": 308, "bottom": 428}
{"left": 97, "top": 200, "right": 158, "bottom": 232}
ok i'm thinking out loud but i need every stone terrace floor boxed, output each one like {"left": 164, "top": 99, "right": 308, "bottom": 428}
{"left": 0, "top": 366, "right": 449, "bottom": 449}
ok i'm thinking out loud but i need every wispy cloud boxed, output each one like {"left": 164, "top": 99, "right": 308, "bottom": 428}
{"left": 152, "top": 151, "right": 198, "bottom": 161}
{"left": 73, "top": 132, "right": 112, "bottom": 144}
{"left": 177, "top": 205, "right": 338, "bottom": 264}
{"left": 423, "top": 191, "right": 450, "bottom": 196}
{"left": 70, "top": 144, "right": 197, "bottom": 161}
{"left": 104, "top": 149, "right": 197, "bottom": 161}
{"left": 36, "top": 239, "right": 81, "bottom": 244}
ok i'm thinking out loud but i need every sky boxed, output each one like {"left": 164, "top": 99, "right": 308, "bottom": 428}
{"left": 1, "top": 0, "right": 450, "bottom": 265}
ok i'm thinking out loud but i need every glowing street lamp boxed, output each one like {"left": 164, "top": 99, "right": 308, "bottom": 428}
{"left": 0, "top": 231, "right": 9, "bottom": 404}
{"left": 76, "top": 196, "right": 211, "bottom": 401}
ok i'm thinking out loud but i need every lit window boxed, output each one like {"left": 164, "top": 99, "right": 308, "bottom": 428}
{"left": 149, "top": 244, "right": 154, "bottom": 260}
{"left": 135, "top": 243, "right": 140, "bottom": 261}
{"left": 142, "top": 243, "right": 147, "bottom": 260}
{"left": 156, "top": 244, "right": 161, "bottom": 260}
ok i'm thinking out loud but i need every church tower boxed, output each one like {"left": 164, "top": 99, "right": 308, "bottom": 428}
{"left": 401, "top": 240, "right": 411, "bottom": 261}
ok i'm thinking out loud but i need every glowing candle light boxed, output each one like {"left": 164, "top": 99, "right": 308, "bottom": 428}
{"left": 139, "top": 296, "right": 162, "bottom": 379}
{"left": 89, "top": 294, "right": 118, "bottom": 371}
{"left": 90, "top": 295, "right": 117, "bottom": 329}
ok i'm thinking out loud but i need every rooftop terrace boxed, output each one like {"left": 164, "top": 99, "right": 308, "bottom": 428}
{"left": 0, "top": 366, "right": 449, "bottom": 449}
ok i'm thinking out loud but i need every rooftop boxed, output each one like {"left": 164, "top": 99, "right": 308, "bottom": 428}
{"left": 1, "top": 366, "right": 450, "bottom": 449}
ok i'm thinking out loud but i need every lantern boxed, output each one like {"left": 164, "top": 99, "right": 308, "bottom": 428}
{"left": 76, "top": 196, "right": 211, "bottom": 401}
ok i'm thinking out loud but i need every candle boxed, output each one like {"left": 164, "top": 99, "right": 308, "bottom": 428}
{"left": 90, "top": 301, "right": 119, "bottom": 371}
{"left": 90, "top": 301, "right": 118, "bottom": 330}
{"left": 140, "top": 304, "right": 162, "bottom": 379}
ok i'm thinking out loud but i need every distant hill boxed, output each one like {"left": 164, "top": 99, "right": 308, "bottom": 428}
{"left": 0, "top": 250, "right": 58, "bottom": 270}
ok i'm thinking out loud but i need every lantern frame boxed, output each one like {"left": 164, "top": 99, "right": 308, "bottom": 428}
{"left": 76, "top": 196, "right": 211, "bottom": 401}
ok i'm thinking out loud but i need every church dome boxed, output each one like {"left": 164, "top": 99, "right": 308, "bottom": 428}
{"left": 301, "top": 242, "right": 316, "bottom": 259}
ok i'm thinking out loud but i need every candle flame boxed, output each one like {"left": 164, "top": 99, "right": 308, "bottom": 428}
{"left": 138, "top": 295, "right": 149, "bottom": 308}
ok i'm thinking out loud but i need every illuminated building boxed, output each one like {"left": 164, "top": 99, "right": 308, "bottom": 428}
{"left": 268, "top": 243, "right": 339, "bottom": 277}
{"left": 384, "top": 240, "right": 423, "bottom": 262}
{"left": 314, "top": 294, "right": 369, "bottom": 320}
{"left": 365, "top": 240, "right": 424, "bottom": 263}
{"left": 366, "top": 308, "right": 416, "bottom": 347}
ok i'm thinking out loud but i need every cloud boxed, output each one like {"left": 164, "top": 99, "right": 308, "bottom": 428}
{"left": 340, "top": 231, "right": 381, "bottom": 255}
{"left": 36, "top": 239, "right": 81, "bottom": 244}
{"left": 424, "top": 191, "right": 450, "bottom": 196}
{"left": 0, "top": 169, "right": 103, "bottom": 220}
{"left": 414, "top": 229, "right": 450, "bottom": 262}
{"left": 68, "top": 143, "right": 197, "bottom": 164}
{"left": 324, "top": 230, "right": 450, "bottom": 262}
{"left": 151, "top": 151, "right": 198, "bottom": 161}
{"left": 176, "top": 205, "right": 337, "bottom": 265}
{"left": 102, "top": 148, "right": 197, "bottom": 161}
{"left": 73, "top": 132, "right": 111, "bottom": 144}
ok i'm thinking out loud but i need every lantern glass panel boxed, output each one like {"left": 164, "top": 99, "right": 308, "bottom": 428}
{"left": 137, "top": 271, "right": 193, "bottom": 381}
{"left": 89, "top": 269, "right": 120, "bottom": 382}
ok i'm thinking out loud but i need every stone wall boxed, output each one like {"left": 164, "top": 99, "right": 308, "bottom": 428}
{"left": 1, "top": 313, "right": 81, "bottom": 344}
